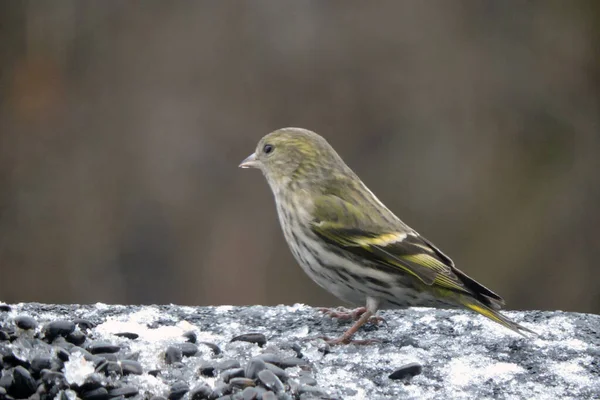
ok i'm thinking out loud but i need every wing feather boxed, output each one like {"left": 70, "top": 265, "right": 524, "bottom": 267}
{"left": 310, "top": 194, "right": 504, "bottom": 306}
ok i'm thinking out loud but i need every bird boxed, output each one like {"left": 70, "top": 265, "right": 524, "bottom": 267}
{"left": 239, "top": 127, "right": 535, "bottom": 345}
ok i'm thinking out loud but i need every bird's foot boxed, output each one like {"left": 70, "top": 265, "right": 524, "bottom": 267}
{"left": 318, "top": 307, "right": 385, "bottom": 325}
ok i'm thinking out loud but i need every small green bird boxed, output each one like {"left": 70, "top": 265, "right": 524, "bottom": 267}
{"left": 240, "top": 127, "right": 534, "bottom": 344}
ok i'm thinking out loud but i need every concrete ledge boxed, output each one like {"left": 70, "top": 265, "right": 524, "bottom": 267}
{"left": 0, "top": 303, "right": 598, "bottom": 399}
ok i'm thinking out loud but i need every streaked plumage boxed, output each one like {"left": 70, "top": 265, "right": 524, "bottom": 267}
{"left": 240, "top": 127, "right": 534, "bottom": 344}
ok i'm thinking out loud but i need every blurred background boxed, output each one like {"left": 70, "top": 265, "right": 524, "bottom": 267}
{"left": 1, "top": 1, "right": 599, "bottom": 313}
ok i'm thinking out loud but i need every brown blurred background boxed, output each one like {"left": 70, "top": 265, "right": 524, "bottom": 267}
{"left": 0, "top": 1, "right": 599, "bottom": 313}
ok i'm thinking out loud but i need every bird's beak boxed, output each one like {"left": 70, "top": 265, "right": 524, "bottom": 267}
{"left": 239, "top": 152, "right": 259, "bottom": 169}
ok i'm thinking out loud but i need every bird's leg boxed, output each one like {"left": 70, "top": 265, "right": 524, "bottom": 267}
{"left": 318, "top": 306, "right": 365, "bottom": 320}
{"left": 318, "top": 306, "right": 385, "bottom": 325}
{"left": 321, "top": 309, "right": 380, "bottom": 345}
{"left": 319, "top": 297, "right": 382, "bottom": 345}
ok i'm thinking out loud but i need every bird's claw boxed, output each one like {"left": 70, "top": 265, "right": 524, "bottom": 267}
{"left": 318, "top": 307, "right": 386, "bottom": 326}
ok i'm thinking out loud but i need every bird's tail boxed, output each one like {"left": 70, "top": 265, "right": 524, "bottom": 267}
{"left": 460, "top": 298, "right": 537, "bottom": 337}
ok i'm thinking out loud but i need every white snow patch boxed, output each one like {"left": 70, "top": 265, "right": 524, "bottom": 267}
{"left": 447, "top": 355, "right": 524, "bottom": 387}
{"left": 550, "top": 357, "right": 594, "bottom": 387}
{"left": 417, "top": 314, "right": 437, "bottom": 324}
{"left": 176, "top": 305, "right": 198, "bottom": 315}
{"left": 95, "top": 302, "right": 110, "bottom": 311}
{"left": 95, "top": 317, "right": 219, "bottom": 370}
{"left": 64, "top": 351, "right": 95, "bottom": 385}
{"left": 562, "top": 338, "right": 588, "bottom": 351}
{"left": 288, "top": 303, "right": 309, "bottom": 311}
{"left": 535, "top": 315, "right": 575, "bottom": 338}
{"left": 290, "top": 325, "right": 310, "bottom": 338}
{"left": 127, "top": 374, "right": 170, "bottom": 397}
{"left": 215, "top": 305, "right": 235, "bottom": 313}
{"left": 217, "top": 320, "right": 241, "bottom": 332}
{"left": 316, "top": 366, "right": 370, "bottom": 400}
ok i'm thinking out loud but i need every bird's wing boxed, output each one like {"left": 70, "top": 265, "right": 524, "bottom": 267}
{"left": 310, "top": 194, "right": 504, "bottom": 307}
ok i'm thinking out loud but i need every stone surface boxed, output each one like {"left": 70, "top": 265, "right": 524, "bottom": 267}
{"left": 0, "top": 303, "right": 598, "bottom": 399}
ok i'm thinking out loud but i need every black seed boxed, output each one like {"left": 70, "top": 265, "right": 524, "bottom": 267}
{"left": 53, "top": 337, "right": 74, "bottom": 351}
{"left": 280, "top": 342, "right": 303, "bottom": 358}
{"left": 261, "top": 392, "right": 277, "bottom": 400}
{"left": 229, "top": 378, "right": 255, "bottom": 389}
{"left": 11, "top": 366, "right": 37, "bottom": 398}
{"left": 73, "top": 319, "right": 95, "bottom": 331}
{"left": 80, "top": 374, "right": 105, "bottom": 391}
{"left": 257, "top": 370, "right": 284, "bottom": 393}
{"left": 298, "top": 375, "right": 317, "bottom": 386}
{"left": 0, "top": 305, "right": 11, "bottom": 312}
{"left": 0, "top": 345, "right": 16, "bottom": 365}
{"left": 220, "top": 368, "right": 245, "bottom": 383}
{"left": 165, "top": 346, "right": 182, "bottom": 364}
{"left": 14, "top": 316, "right": 37, "bottom": 330}
{"left": 264, "top": 364, "right": 288, "bottom": 382}
{"left": 41, "top": 370, "right": 68, "bottom": 388}
{"left": 198, "top": 362, "right": 216, "bottom": 377}
{"left": 94, "top": 360, "right": 109, "bottom": 374}
{"left": 297, "top": 385, "right": 327, "bottom": 396}
{"left": 121, "top": 360, "right": 143, "bottom": 375}
{"left": 0, "top": 369, "right": 12, "bottom": 389}
{"left": 178, "top": 342, "right": 198, "bottom": 357}
{"left": 168, "top": 382, "right": 189, "bottom": 400}
{"left": 87, "top": 342, "right": 120, "bottom": 354}
{"left": 107, "top": 386, "right": 139, "bottom": 397}
{"left": 105, "top": 361, "right": 123, "bottom": 374}
{"left": 255, "top": 353, "right": 281, "bottom": 365}
{"left": 114, "top": 332, "right": 138, "bottom": 340}
{"left": 241, "top": 386, "right": 259, "bottom": 400}
{"left": 147, "top": 369, "right": 161, "bottom": 377}
{"left": 182, "top": 331, "right": 196, "bottom": 343}
{"left": 317, "top": 342, "right": 331, "bottom": 355}
{"left": 43, "top": 321, "right": 76, "bottom": 341}
{"left": 95, "top": 353, "right": 118, "bottom": 362}
{"left": 0, "top": 331, "right": 9, "bottom": 341}
{"left": 279, "top": 357, "right": 308, "bottom": 369}
{"left": 197, "top": 342, "right": 221, "bottom": 355}
{"left": 231, "top": 333, "right": 266, "bottom": 347}
{"left": 189, "top": 384, "right": 212, "bottom": 400}
{"left": 56, "top": 348, "right": 70, "bottom": 362}
{"left": 217, "top": 359, "right": 241, "bottom": 371}
{"left": 81, "top": 387, "right": 109, "bottom": 400}
{"left": 389, "top": 362, "right": 422, "bottom": 380}
{"left": 66, "top": 331, "right": 87, "bottom": 346}
{"left": 31, "top": 357, "right": 52, "bottom": 374}
{"left": 245, "top": 358, "right": 266, "bottom": 380}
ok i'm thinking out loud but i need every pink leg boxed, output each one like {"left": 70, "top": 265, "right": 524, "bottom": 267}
{"left": 318, "top": 306, "right": 385, "bottom": 325}
{"left": 320, "top": 309, "right": 381, "bottom": 345}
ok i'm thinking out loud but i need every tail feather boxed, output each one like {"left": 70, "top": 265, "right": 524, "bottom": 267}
{"left": 461, "top": 299, "right": 537, "bottom": 337}
{"left": 452, "top": 267, "right": 505, "bottom": 310}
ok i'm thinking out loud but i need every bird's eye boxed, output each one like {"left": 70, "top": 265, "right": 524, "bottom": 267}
{"left": 263, "top": 144, "right": 274, "bottom": 154}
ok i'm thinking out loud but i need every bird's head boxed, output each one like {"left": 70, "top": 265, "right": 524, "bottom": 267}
{"left": 239, "top": 127, "right": 348, "bottom": 191}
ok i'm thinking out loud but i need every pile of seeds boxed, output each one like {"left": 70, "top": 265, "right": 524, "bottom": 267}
{"left": 0, "top": 305, "right": 335, "bottom": 400}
